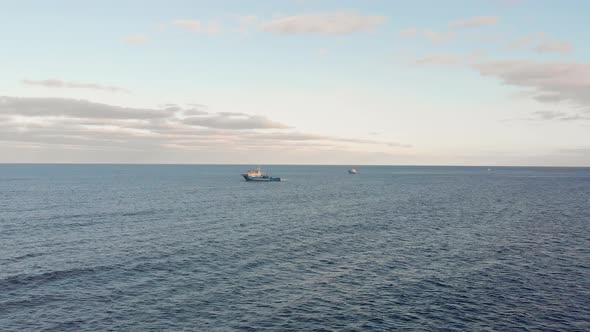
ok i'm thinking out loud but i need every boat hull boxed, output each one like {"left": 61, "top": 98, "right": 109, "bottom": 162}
{"left": 242, "top": 174, "right": 281, "bottom": 182}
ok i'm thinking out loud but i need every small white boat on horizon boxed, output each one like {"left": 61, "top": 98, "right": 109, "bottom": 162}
{"left": 348, "top": 168, "right": 360, "bottom": 174}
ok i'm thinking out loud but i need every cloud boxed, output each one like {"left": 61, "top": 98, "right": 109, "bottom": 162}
{"left": 469, "top": 34, "right": 505, "bottom": 43}
{"left": 0, "top": 96, "right": 406, "bottom": 158}
{"left": 172, "top": 19, "right": 201, "bottom": 32}
{"left": 259, "top": 11, "right": 386, "bottom": 35}
{"left": 506, "top": 33, "right": 545, "bottom": 49}
{"left": 247, "top": 132, "right": 326, "bottom": 141}
{"left": 489, "top": 0, "right": 525, "bottom": 7}
{"left": 449, "top": 16, "right": 499, "bottom": 28}
{"left": 244, "top": 132, "right": 409, "bottom": 147}
{"left": 504, "top": 110, "right": 590, "bottom": 122}
{"left": 531, "top": 111, "right": 590, "bottom": 121}
{"left": 22, "top": 79, "right": 130, "bottom": 93}
{"left": 204, "top": 21, "right": 222, "bottom": 35}
{"left": 399, "top": 28, "right": 418, "bottom": 37}
{"left": 415, "top": 53, "right": 464, "bottom": 65}
{"left": 183, "top": 113, "right": 290, "bottom": 130}
{"left": 236, "top": 15, "right": 258, "bottom": 34}
{"left": 534, "top": 40, "right": 573, "bottom": 54}
{"left": 506, "top": 33, "right": 572, "bottom": 54}
{"left": 124, "top": 34, "right": 148, "bottom": 44}
{"left": 473, "top": 60, "right": 590, "bottom": 109}
{"left": 533, "top": 94, "right": 566, "bottom": 103}
{"left": 239, "top": 15, "right": 258, "bottom": 26}
{"left": 415, "top": 54, "right": 589, "bottom": 118}
{"left": 423, "top": 30, "right": 454, "bottom": 44}
{"left": 559, "top": 114, "right": 590, "bottom": 121}
{"left": 0, "top": 96, "right": 171, "bottom": 119}
{"left": 533, "top": 110, "right": 568, "bottom": 120}
{"left": 414, "top": 52, "right": 486, "bottom": 66}
{"left": 483, "top": 34, "right": 505, "bottom": 42}
{"left": 171, "top": 19, "right": 222, "bottom": 35}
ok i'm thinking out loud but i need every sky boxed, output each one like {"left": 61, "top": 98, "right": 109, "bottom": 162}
{"left": 1, "top": 0, "right": 589, "bottom": 165}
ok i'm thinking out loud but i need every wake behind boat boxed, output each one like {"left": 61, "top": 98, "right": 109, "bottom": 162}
{"left": 242, "top": 167, "right": 281, "bottom": 182}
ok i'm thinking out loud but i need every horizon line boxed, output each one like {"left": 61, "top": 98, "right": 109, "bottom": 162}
{"left": 0, "top": 162, "right": 588, "bottom": 168}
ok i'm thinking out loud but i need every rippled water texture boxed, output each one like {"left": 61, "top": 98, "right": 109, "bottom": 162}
{"left": 1, "top": 165, "right": 589, "bottom": 331}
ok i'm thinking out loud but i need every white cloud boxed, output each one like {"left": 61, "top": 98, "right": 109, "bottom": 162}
{"left": 534, "top": 40, "right": 573, "bottom": 54}
{"left": 259, "top": 11, "right": 386, "bottom": 35}
{"left": 171, "top": 19, "right": 222, "bottom": 35}
{"left": 0, "top": 97, "right": 405, "bottom": 159}
{"left": 183, "top": 113, "right": 290, "bottom": 130}
{"left": 533, "top": 110, "right": 568, "bottom": 120}
{"left": 204, "top": 21, "right": 222, "bottom": 35}
{"left": 414, "top": 52, "right": 486, "bottom": 66}
{"left": 505, "top": 110, "right": 590, "bottom": 122}
{"left": 414, "top": 54, "right": 590, "bottom": 118}
{"left": 504, "top": 34, "right": 572, "bottom": 54}
{"left": 245, "top": 131, "right": 408, "bottom": 147}
{"left": 399, "top": 28, "right": 418, "bottom": 37}
{"left": 470, "top": 34, "right": 505, "bottom": 42}
{"left": 506, "top": 33, "right": 545, "bottom": 49}
{"left": 239, "top": 15, "right": 258, "bottom": 26}
{"left": 529, "top": 110, "right": 588, "bottom": 121}
{"left": 415, "top": 53, "right": 464, "bottom": 65}
{"left": 490, "top": 0, "right": 525, "bottom": 7}
{"left": 172, "top": 19, "right": 201, "bottom": 32}
{"left": 1, "top": 96, "right": 169, "bottom": 119}
{"left": 423, "top": 30, "right": 454, "bottom": 44}
{"left": 22, "top": 79, "right": 130, "bottom": 93}
{"left": 157, "top": 23, "right": 167, "bottom": 32}
{"left": 473, "top": 60, "right": 590, "bottom": 109}
{"left": 124, "top": 34, "right": 148, "bottom": 44}
{"left": 236, "top": 15, "right": 258, "bottom": 34}
{"left": 449, "top": 16, "right": 499, "bottom": 28}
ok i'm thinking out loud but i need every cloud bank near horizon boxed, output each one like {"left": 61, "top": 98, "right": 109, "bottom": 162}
{"left": 0, "top": 96, "right": 407, "bottom": 162}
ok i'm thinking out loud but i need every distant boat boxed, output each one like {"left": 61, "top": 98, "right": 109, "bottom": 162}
{"left": 242, "top": 167, "right": 281, "bottom": 182}
{"left": 348, "top": 168, "right": 360, "bottom": 174}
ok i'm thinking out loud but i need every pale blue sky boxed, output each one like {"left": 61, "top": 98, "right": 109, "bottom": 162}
{"left": 1, "top": 0, "right": 589, "bottom": 165}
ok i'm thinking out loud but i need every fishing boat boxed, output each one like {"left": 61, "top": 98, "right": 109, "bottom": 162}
{"left": 241, "top": 167, "right": 281, "bottom": 182}
{"left": 348, "top": 168, "right": 360, "bottom": 174}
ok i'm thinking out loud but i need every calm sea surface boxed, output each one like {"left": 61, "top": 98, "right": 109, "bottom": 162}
{"left": 1, "top": 165, "right": 589, "bottom": 331}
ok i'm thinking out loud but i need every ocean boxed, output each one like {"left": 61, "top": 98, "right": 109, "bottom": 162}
{"left": 1, "top": 165, "right": 589, "bottom": 331}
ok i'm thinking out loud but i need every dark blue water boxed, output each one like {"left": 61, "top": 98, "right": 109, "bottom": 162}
{"left": 1, "top": 165, "right": 589, "bottom": 331}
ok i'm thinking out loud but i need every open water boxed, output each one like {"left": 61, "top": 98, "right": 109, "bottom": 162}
{"left": 1, "top": 165, "right": 589, "bottom": 331}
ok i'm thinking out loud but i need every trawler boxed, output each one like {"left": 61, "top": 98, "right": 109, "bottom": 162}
{"left": 241, "top": 167, "right": 281, "bottom": 182}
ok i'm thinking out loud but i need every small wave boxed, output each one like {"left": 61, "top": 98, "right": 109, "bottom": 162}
{"left": 0, "top": 265, "right": 116, "bottom": 291}
{"left": 2, "top": 252, "right": 46, "bottom": 263}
